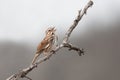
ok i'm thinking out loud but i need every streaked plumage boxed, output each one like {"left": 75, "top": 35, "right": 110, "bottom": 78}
{"left": 31, "top": 27, "right": 57, "bottom": 64}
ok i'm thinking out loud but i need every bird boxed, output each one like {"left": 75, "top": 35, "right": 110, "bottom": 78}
{"left": 31, "top": 27, "right": 57, "bottom": 65}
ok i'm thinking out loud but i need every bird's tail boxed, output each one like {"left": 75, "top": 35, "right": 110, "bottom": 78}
{"left": 31, "top": 52, "right": 40, "bottom": 65}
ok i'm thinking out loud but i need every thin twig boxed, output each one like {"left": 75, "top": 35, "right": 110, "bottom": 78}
{"left": 63, "top": 43, "right": 84, "bottom": 56}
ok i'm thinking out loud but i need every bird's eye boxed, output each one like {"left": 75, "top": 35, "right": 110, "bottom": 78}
{"left": 52, "top": 32, "right": 54, "bottom": 35}
{"left": 48, "top": 30, "right": 51, "bottom": 31}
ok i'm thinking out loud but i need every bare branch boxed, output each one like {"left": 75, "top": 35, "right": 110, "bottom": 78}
{"left": 63, "top": 0, "right": 93, "bottom": 43}
{"left": 6, "top": 0, "right": 93, "bottom": 80}
{"left": 63, "top": 43, "right": 84, "bottom": 56}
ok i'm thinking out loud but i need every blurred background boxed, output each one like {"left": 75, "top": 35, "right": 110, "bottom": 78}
{"left": 0, "top": 0, "right": 120, "bottom": 80}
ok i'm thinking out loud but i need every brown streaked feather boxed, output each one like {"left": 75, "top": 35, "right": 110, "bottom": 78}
{"left": 31, "top": 27, "right": 56, "bottom": 65}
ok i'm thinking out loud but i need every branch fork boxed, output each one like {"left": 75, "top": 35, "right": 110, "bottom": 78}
{"left": 63, "top": 42, "right": 84, "bottom": 56}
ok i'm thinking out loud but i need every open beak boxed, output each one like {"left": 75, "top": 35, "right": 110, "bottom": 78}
{"left": 52, "top": 27, "right": 56, "bottom": 32}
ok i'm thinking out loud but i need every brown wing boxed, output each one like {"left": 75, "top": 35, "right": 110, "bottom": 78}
{"left": 37, "top": 31, "right": 55, "bottom": 53}
{"left": 37, "top": 39, "right": 49, "bottom": 53}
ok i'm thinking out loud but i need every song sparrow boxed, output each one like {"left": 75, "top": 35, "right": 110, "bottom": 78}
{"left": 31, "top": 27, "right": 57, "bottom": 65}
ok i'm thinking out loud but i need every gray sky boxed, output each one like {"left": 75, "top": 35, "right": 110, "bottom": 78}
{"left": 0, "top": 0, "right": 120, "bottom": 42}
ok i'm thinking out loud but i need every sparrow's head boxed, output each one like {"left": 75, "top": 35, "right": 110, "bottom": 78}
{"left": 45, "top": 27, "right": 56, "bottom": 35}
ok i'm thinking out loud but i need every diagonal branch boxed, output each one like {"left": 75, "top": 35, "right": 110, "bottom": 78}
{"left": 63, "top": 0, "right": 93, "bottom": 43}
{"left": 6, "top": 0, "right": 93, "bottom": 80}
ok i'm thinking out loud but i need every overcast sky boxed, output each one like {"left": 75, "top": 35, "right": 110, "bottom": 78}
{"left": 0, "top": 0, "right": 120, "bottom": 42}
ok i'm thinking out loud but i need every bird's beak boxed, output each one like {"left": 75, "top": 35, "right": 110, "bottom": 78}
{"left": 52, "top": 27, "right": 56, "bottom": 32}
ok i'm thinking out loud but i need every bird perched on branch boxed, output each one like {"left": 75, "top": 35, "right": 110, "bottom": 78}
{"left": 31, "top": 27, "right": 58, "bottom": 65}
